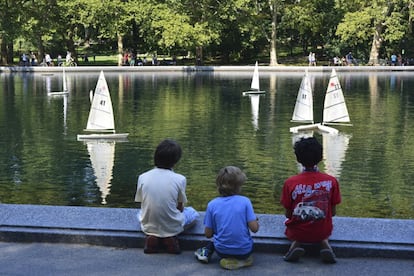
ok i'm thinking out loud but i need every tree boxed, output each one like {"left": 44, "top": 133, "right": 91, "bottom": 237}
{"left": 336, "top": 0, "right": 410, "bottom": 65}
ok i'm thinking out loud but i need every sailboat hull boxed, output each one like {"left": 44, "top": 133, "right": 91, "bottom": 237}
{"left": 290, "top": 123, "right": 339, "bottom": 135}
{"left": 242, "top": 90, "right": 266, "bottom": 96}
{"left": 48, "top": 91, "right": 69, "bottom": 96}
{"left": 77, "top": 133, "right": 129, "bottom": 141}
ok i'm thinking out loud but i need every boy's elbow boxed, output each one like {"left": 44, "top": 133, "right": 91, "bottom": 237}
{"left": 248, "top": 220, "right": 259, "bottom": 233}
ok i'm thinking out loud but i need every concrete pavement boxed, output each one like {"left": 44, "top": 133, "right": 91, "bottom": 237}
{"left": 1, "top": 241, "right": 413, "bottom": 276}
{"left": 0, "top": 204, "right": 413, "bottom": 275}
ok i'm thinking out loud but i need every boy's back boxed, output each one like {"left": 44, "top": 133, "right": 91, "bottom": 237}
{"left": 281, "top": 170, "right": 341, "bottom": 243}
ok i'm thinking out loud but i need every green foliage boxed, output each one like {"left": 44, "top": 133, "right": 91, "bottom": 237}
{"left": 2, "top": 0, "right": 414, "bottom": 65}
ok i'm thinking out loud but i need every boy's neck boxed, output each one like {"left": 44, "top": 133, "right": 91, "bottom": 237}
{"left": 303, "top": 165, "right": 318, "bottom": 172}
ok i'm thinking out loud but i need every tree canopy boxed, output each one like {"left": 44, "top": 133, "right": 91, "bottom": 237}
{"left": 1, "top": 0, "right": 414, "bottom": 65}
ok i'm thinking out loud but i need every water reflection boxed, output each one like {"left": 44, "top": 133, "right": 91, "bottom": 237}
{"left": 291, "top": 131, "right": 350, "bottom": 178}
{"left": 83, "top": 140, "right": 116, "bottom": 205}
{"left": 249, "top": 95, "right": 260, "bottom": 131}
{"left": 322, "top": 132, "right": 351, "bottom": 178}
{"left": 1, "top": 71, "right": 414, "bottom": 219}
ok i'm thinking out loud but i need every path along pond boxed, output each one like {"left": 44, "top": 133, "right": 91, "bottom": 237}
{"left": 1, "top": 69, "right": 413, "bottom": 219}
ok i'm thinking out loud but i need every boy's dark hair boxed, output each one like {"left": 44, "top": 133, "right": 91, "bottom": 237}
{"left": 154, "top": 139, "right": 182, "bottom": 169}
{"left": 216, "top": 166, "right": 246, "bottom": 196}
{"left": 294, "top": 137, "right": 323, "bottom": 168}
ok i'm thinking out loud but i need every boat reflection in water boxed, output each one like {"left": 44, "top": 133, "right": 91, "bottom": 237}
{"left": 322, "top": 132, "right": 351, "bottom": 178}
{"left": 81, "top": 140, "right": 116, "bottom": 205}
{"left": 249, "top": 94, "right": 261, "bottom": 131}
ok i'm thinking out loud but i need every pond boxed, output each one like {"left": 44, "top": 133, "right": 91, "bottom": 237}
{"left": 1, "top": 69, "right": 413, "bottom": 219}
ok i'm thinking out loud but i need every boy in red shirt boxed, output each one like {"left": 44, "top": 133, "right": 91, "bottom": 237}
{"left": 280, "top": 137, "right": 341, "bottom": 263}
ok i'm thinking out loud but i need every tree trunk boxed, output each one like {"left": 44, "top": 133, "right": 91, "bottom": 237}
{"left": 117, "top": 33, "right": 123, "bottom": 66}
{"left": 0, "top": 37, "right": 7, "bottom": 65}
{"left": 368, "top": 22, "right": 383, "bottom": 65}
{"left": 269, "top": 0, "right": 278, "bottom": 66}
{"left": 7, "top": 42, "right": 13, "bottom": 64}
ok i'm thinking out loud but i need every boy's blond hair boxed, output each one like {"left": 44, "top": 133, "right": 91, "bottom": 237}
{"left": 216, "top": 166, "right": 246, "bottom": 196}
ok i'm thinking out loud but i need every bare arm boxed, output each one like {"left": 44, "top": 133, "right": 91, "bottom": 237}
{"left": 248, "top": 218, "right": 259, "bottom": 233}
{"left": 177, "top": 202, "right": 184, "bottom": 212}
{"left": 284, "top": 208, "right": 292, "bottom": 218}
{"left": 205, "top": 227, "right": 213, "bottom": 238}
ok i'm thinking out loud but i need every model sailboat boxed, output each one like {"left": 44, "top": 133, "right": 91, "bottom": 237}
{"left": 47, "top": 68, "right": 69, "bottom": 96}
{"left": 77, "top": 71, "right": 128, "bottom": 140}
{"left": 242, "top": 61, "right": 266, "bottom": 96}
{"left": 290, "top": 69, "right": 351, "bottom": 134}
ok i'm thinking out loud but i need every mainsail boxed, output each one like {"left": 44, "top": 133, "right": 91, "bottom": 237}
{"left": 251, "top": 61, "right": 260, "bottom": 91}
{"left": 291, "top": 71, "right": 313, "bottom": 123}
{"left": 85, "top": 71, "right": 115, "bottom": 132}
{"left": 323, "top": 69, "right": 350, "bottom": 124}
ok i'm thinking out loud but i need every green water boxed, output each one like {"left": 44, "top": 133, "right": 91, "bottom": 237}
{"left": 1, "top": 70, "right": 413, "bottom": 219}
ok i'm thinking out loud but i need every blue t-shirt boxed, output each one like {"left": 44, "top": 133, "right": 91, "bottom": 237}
{"left": 204, "top": 195, "right": 256, "bottom": 255}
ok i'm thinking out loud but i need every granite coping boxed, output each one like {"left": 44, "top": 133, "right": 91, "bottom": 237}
{"left": 2, "top": 65, "right": 414, "bottom": 74}
{"left": 0, "top": 204, "right": 413, "bottom": 258}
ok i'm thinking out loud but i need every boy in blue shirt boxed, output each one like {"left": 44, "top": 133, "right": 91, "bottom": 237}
{"left": 194, "top": 166, "right": 259, "bottom": 270}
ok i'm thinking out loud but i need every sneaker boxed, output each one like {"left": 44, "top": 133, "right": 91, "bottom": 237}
{"left": 219, "top": 255, "right": 253, "bottom": 270}
{"left": 320, "top": 248, "right": 337, "bottom": 264}
{"left": 144, "top": 235, "right": 160, "bottom": 254}
{"left": 162, "top": 236, "right": 181, "bottom": 254}
{"left": 194, "top": 247, "right": 210, "bottom": 263}
{"left": 283, "top": 247, "right": 305, "bottom": 262}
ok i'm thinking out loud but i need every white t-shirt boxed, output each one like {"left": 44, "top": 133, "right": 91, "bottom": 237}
{"left": 135, "top": 167, "right": 187, "bottom": 237}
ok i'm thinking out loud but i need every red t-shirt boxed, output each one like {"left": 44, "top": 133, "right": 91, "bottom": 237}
{"left": 280, "top": 171, "right": 341, "bottom": 243}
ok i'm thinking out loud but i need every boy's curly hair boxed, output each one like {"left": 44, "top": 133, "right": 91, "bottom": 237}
{"left": 216, "top": 166, "right": 246, "bottom": 196}
{"left": 294, "top": 137, "right": 322, "bottom": 167}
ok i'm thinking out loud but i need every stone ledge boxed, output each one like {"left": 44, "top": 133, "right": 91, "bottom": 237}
{"left": 0, "top": 204, "right": 413, "bottom": 259}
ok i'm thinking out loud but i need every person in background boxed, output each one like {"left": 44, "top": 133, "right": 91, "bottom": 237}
{"left": 280, "top": 137, "right": 341, "bottom": 263}
{"left": 135, "top": 139, "right": 199, "bottom": 254}
{"left": 194, "top": 166, "right": 259, "bottom": 270}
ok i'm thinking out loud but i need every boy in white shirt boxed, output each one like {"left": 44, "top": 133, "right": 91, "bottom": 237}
{"left": 135, "top": 139, "right": 198, "bottom": 254}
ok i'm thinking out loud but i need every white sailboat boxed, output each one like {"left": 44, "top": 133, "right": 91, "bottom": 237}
{"left": 47, "top": 68, "right": 69, "bottom": 96}
{"left": 77, "top": 71, "right": 129, "bottom": 140}
{"left": 85, "top": 140, "right": 116, "bottom": 205}
{"left": 290, "top": 69, "right": 351, "bottom": 134}
{"left": 242, "top": 61, "right": 266, "bottom": 96}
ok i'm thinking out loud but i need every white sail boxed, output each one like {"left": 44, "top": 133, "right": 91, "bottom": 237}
{"left": 86, "top": 71, "right": 115, "bottom": 132}
{"left": 323, "top": 69, "right": 350, "bottom": 124}
{"left": 322, "top": 132, "right": 351, "bottom": 178}
{"left": 251, "top": 61, "right": 260, "bottom": 90}
{"left": 250, "top": 94, "right": 260, "bottom": 130}
{"left": 291, "top": 71, "right": 313, "bottom": 123}
{"left": 86, "top": 140, "right": 115, "bottom": 205}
